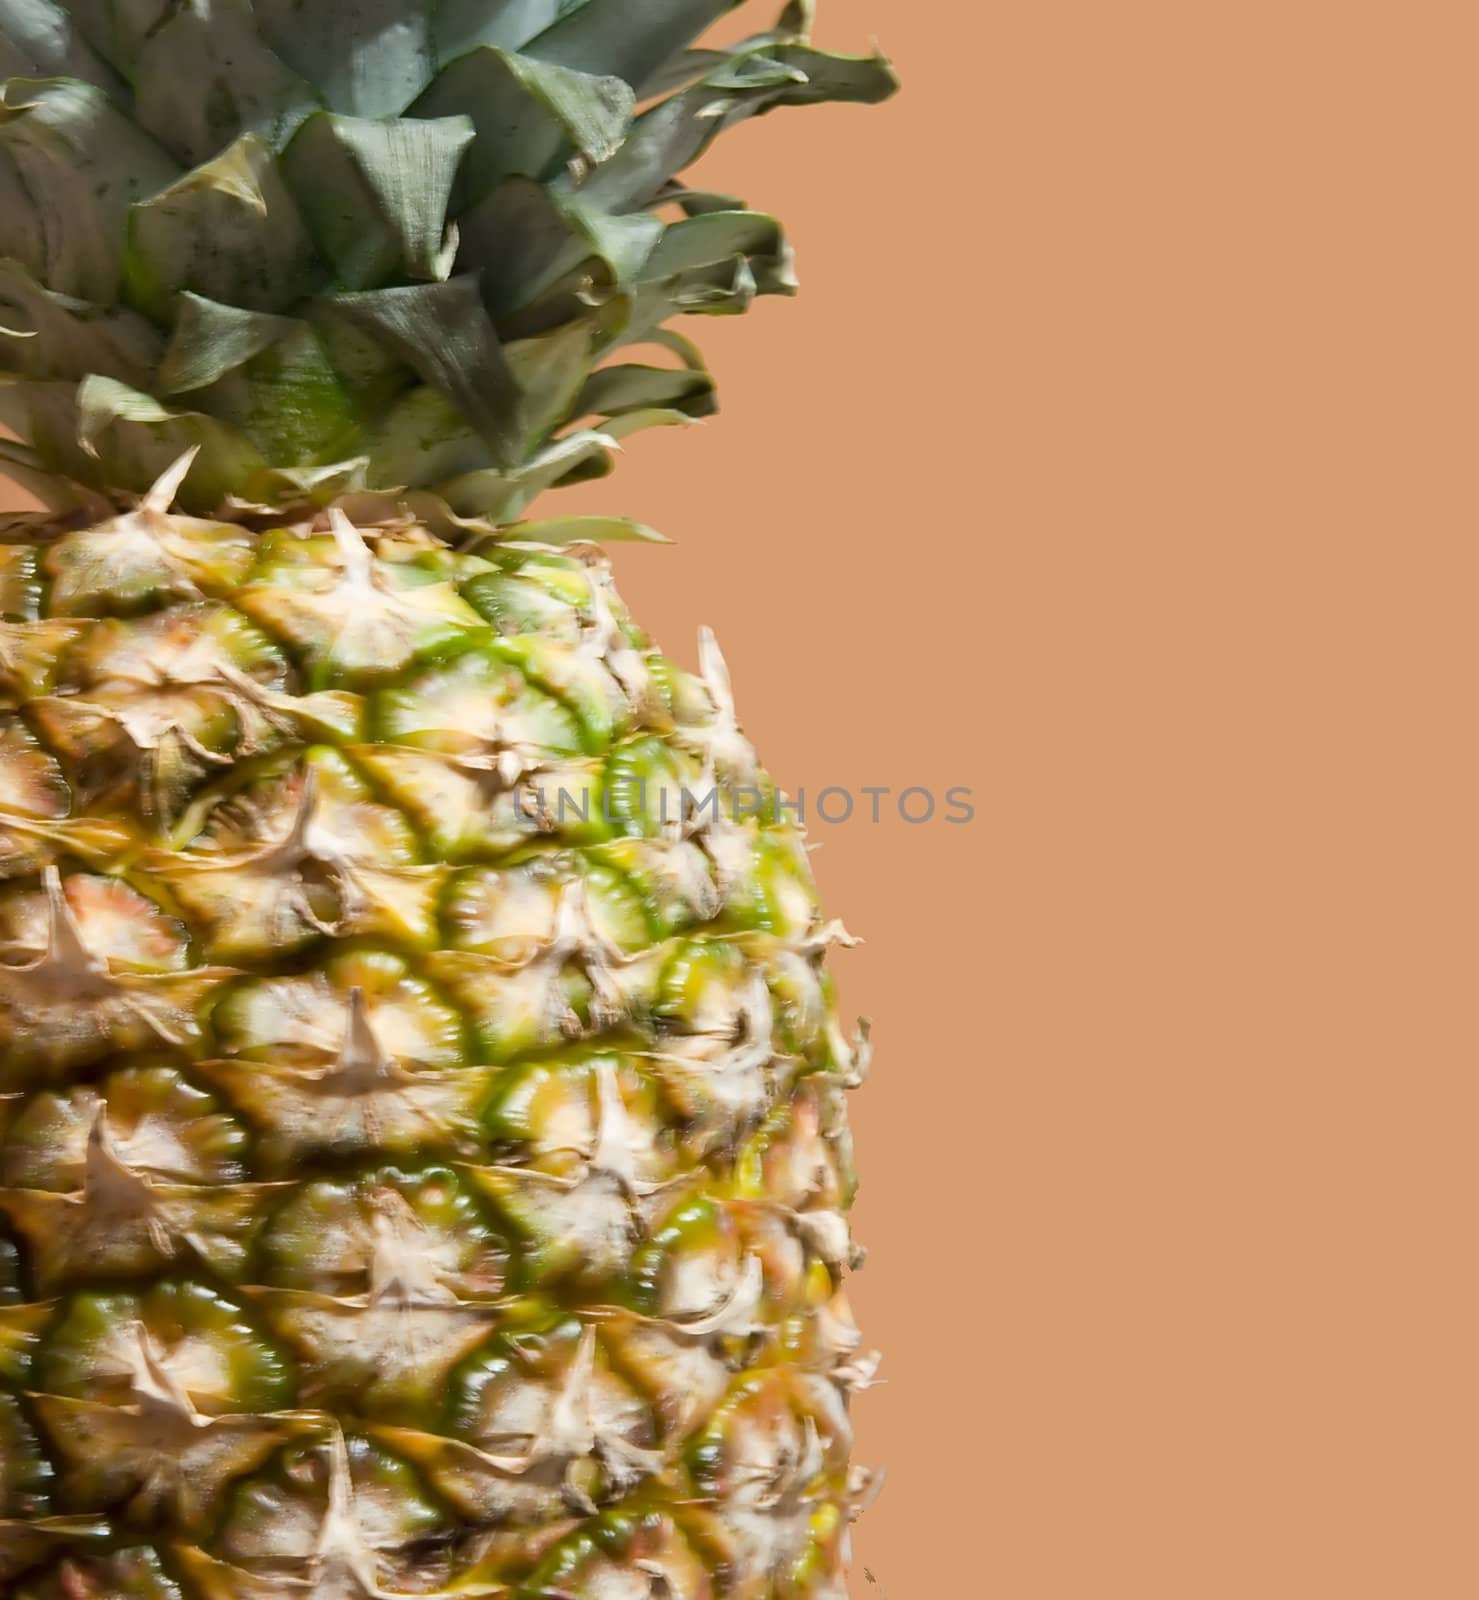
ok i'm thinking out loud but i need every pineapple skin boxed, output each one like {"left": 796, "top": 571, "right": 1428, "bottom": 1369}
{"left": 0, "top": 490, "right": 876, "bottom": 1598}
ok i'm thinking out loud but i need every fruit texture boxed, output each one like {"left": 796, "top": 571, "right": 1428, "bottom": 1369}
{"left": 0, "top": 2, "right": 895, "bottom": 1596}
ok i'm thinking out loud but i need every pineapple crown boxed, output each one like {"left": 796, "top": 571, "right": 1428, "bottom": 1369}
{"left": 0, "top": 0, "right": 894, "bottom": 526}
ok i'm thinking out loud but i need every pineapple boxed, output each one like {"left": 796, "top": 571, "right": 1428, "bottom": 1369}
{"left": 0, "top": 1, "right": 895, "bottom": 1595}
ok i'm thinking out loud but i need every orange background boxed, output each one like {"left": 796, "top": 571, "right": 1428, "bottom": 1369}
{"left": 6, "top": 3, "right": 1479, "bottom": 1594}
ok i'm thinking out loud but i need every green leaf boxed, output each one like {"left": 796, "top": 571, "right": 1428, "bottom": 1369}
{"left": 644, "top": 210, "right": 785, "bottom": 277}
{"left": 0, "top": 0, "right": 123, "bottom": 96}
{"left": 156, "top": 293, "right": 297, "bottom": 394}
{"left": 503, "top": 314, "right": 608, "bottom": 452}
{"left": 598, "top": 405, "right": 701, "bottom": 442}
{"left": 0, "top": 429, "right": 97, "bottom": 509}
{"left": 635, "top": 0, "right": 817, "bottom": 97}
{"left": 358, "top": 383, "right": 491, "bottom": 488}
{"left": 566, "top": 202, "right": 667, "bottom": 289}
{"left": 124, "top": 133, "right": 321, "bottom": 321}
{"left": 579, "top": 42, "right": 899, "bottom": 211}
{"left": 700, "top": 51, "right": 812, "bottom": 91}
{"left": 525, "top": 0, "right": 741, "bottom": 90}
{"left": 252, "top": 0, "right": 437, "bottom": 117}
{"left": 281, "top": 113, "right": 473, "bottom": 288}
{"left": 304, "top": 304, "right": 415, "bottom": 418}
{"left": 635, "top": 48, "right": 728, "bottom": 101}
{"left": 58, "top": 0, "right": 172, "bottom": 77}
{"left": 159, "top": 304, "right": 361, "bottom": 465}
{"left": 226, "top": 326, "right": 364, "bottom": 465}
{"left": 0, "top": 78, "right": 179, "bottom": 302}
{"left": 434, "top": 0, "right": 587, "bottom": 60}
{"left": 433, "top": 409, "right": 696, "bottom": 522}
{"left": 267, "top": 457, "right": 370, "bottom": 501}
{"left": 575, "top": 361, "right": 714, "bottom": 421}
{"left": 660, "top": 183, "right": 749, "bottom": 215}
{"left": 436, "top": 427, "right": 615, "bottom": 520}
{"left": 0, "top": 258, "right": 162, "bottom": 382}
{"left": 412, "top": 47, "right": 632, "bottom": 202}
{"left": 771, "top": 40, "right": 902, "bottom": 102}
{"left": 132, "top": 0, "right": 319, "bottom": 166}
{"left": 0, "top": 374, "right": 59, "bottom": 449}
{"left": 622, "top": 254, "right": 759, "bottom": 345}
{"left": 776, "top": 0, "right": 816, "bottom": 33}
{"left": 8, "top": 372, "right": 267, "bottom": 507}
{"left": 502, "top": 514, "right": 669, "bottom": 545}
{"left": 328, "top": 275, "right": 520, "bottom": 465}
{"left": 76, "top": 371, "right": 181, "bottom": 444}
{"left": 76, "top": 373, "right": 271, "bottom": 506}
{"left": 458, "top": 175, "right": 660, "bottom": 321}
{"left": 628, "top": 210, "right": 797, "bottom": 322}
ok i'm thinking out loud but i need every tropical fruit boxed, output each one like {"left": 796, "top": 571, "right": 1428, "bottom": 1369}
{"left": 0, "top": 1, "right": 895, "bottom": 1595}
